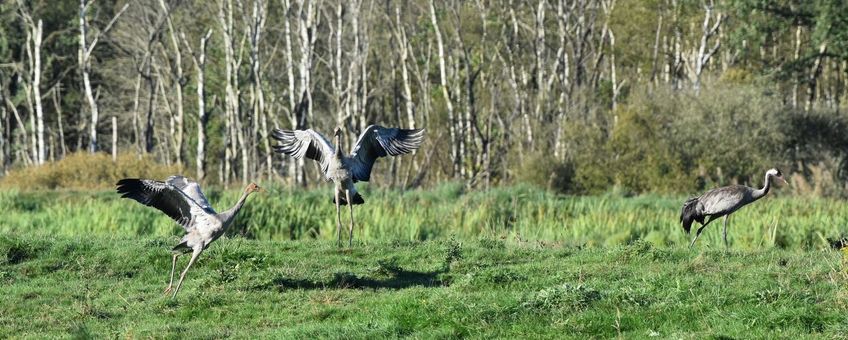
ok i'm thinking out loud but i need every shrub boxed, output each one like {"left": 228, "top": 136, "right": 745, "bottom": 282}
{"left": 607, "top": 105, "right": 691, "bottom": 194}
{"left": 0, "top": 152, "right": 180, "bottom": 190}
{"left": 514, "top": 151, "right": 576, "bottom": 194}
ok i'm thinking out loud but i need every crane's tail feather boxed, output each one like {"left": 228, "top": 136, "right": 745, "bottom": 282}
{"left": 680, "top": 197, "right": 703, "bottom": 235}
{"left": 172, "top": 241, "right": 190, "bottom": 253}
{"left": 333, "top": 192, "right": 365, "bottom": 206}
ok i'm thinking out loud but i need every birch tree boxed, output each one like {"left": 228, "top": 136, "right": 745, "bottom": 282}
{"left": 684, "top": 0, "right": 723, "bottom": 93}
{"left": 158, "top": 0, "right": 186, "bottom": 166}
{"left": 218, "top": 0, "right": 241, "bottom": 184}
{"left": 78, "top": 0, "right": 129, "bottom": 153}
{"left": 429, "top": 0, "right": 459, "bottom": 178}
{"left": 242, "top": 0, "right": 270, "bottom": 179}
{"left": 183, "top": 29, "right": 213, "bottom": 181}
{"left": 17, "top": 2, "right": 44, "bottom": 164}
{"left": 0, "top": 80, "right": 6, "bottom": 173}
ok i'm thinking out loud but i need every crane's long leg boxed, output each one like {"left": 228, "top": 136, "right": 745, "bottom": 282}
{"left": 689, "top": 229, "right": 703, "bottom": 248}
{"left": 164, "top": 253, "right": 180, "bottom": 294}
{"left": 172, "top": 247, "right": 203, "bottom": 299}
{"left": 689, "top": 216, "right": 719, "bottom": 248}
{"left": 723, "top": 215, "right": 730, "bottom": 249}
{"left": 346, "top": 189, "right": 355, "bottom": 247}
{"left": 335, "top": 187, "right": 343, "bottom": 247}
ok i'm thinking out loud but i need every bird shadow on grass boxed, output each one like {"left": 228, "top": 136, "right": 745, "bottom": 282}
{"left": 255, "top": 266, "right": 449, "bottom": 291}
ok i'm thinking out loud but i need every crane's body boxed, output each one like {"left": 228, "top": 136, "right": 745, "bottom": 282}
{"left": 680, "top": 168, "right": 787, "bottom": 248}
{"left": 272, "top": 125, "right": 424, "bottom": 246}
{"left": 116, "top": 176, "right": 261, "bottom": 298}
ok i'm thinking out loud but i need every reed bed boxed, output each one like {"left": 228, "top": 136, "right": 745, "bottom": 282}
{"left": 1, "top": 184, "right": 844, "bottom": 249}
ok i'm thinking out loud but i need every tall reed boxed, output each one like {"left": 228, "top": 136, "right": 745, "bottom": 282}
{"left": 1, "top": 184, "right": 843, "bottom": 250}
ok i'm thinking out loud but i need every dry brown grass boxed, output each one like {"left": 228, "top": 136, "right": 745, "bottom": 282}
{"left": 0, "top": 152, "right": 180, "bottom": 190}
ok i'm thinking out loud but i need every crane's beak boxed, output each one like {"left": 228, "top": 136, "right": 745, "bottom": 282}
{"left": 779, "top": 176, "right": 789, "bottom": 187}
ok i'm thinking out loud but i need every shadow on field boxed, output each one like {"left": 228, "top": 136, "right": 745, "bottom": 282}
{"left": 257, "top": 267, "right": 448, "bottom": 291}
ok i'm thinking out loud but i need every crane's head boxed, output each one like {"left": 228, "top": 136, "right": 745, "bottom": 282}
{"left": 246, "top": 183, "right": 264, "bottom": 194}
{"left": 767, "top": 168, "right": 789, "bottom": 187}
{"left": 334, "top": 127, "right": 342, "bottom": 137}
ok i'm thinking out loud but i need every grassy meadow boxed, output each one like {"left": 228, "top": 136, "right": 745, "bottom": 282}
{"left": 2, "top": 235, "right": 847, "bottom": 338}
{"left": 2, "top": 185, "right": 848, "bottom": 337}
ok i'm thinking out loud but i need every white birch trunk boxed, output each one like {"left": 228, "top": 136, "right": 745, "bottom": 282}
{"left": 281, "top": 0, "right": 299, "bottom": 183}
{"left": 78, "top": 0, "right": 128, "bottom": 153}
{"left": 183, "top": 29, "right": 213, "bottom": 181}
{"left": 218, "top": 0, "right": 239, "bottom": 184}
{"left": 52, "top": 84, "right": 67, "bottom": 158}
{"left": 429, "top": 0, "right": 459, "bottom": 177}
{"left": 32, "top": 19, "right": 44, "bottom": 164}
{"left": 396, "top": 6, "right": 415, "bottom": 129}
{"left": 112, "top": 116, "right": 117, "bottom": 161}
{"left": 792, "top": 26, "right": 801, "bottom": 109}
{"left": 685, "top": 0, "right": 722, "bottom": 94}
{"left": 246, "top": 0, "right": 270, "bottom": 179}
{"left": 131, "top": 73, "right": 142, "bottom": 154}
{"left": 0, "top": 105, "right": 4, "bottom": 172}
{"left": 159, "top": 0, "right": 185, "bottom": 166}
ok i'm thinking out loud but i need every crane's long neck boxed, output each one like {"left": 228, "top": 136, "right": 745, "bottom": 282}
{"left": 752, "top": 172, "right": 773, "bottom": 200}
{"left": 222, "top": 189, "right": 252, "bottom": 226}
{"left": 335, "top": 134, "right": 344, "bottom": 159}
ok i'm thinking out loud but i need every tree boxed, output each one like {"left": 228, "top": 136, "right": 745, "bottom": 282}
{"left": 78, "top": 0, "right": 128, "bottom": 153}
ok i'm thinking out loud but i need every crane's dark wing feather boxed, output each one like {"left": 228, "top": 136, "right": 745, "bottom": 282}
{"left": 348, "top": 125, "right": 425, "bottom": 182}
{"left": 271, "top": 129, "right": 335, "bottom": 176}
{"left": 116, "top": 178, "right": 210, "bottom": 229}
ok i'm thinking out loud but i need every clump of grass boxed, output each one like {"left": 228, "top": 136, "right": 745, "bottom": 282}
{"left": 0, "top": 235, "right": 45, "bottom": 265}
{"left": 522, "top": 283, "right": 602, "bottom": 313}
{"left": 0, "top": 152, "right": 179, "bottom": 190}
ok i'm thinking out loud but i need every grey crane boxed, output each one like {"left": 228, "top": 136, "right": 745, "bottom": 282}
{"left": 271, "top": 125, "right": 425, "bottom": 246}
{"left": 116, "top": 176, "right": 262, "bottom": 298}
{"left": 680, "top": 168, "right": 788, "bottom": 248}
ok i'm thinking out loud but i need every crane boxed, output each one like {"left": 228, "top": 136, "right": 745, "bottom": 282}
{"left": 681, "top": 168, "right": 788, "bottom": 248}
{"left": 116, "top": 176, "right": 262, "bottom": 298}
{"left": 271, "top": 125, "right": 425, "bottom": 246}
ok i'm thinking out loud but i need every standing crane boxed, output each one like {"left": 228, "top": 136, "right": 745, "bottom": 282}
{"left": 272, "top": 125, "right": 425, "bottom": 246}
{"left": 680, "top": 168, "right": 788, "bottom": 248}
{"left": 116, "top": 176, "right": 262, "bottom": 298}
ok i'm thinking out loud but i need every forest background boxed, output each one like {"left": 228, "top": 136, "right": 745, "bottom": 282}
{"left": 2, "top": 0, "right": 848, "bottom": 197}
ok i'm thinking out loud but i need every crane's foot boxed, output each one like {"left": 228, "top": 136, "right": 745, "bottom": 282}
{"left": 163, "top": 285, "right": 173, "bottom": 295}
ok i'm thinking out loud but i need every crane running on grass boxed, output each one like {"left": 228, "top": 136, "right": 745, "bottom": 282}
{"left": 272, "top": 125, "right": 425, "bottom": 247}
{"left": 116, "top": 176, "right": 262, "bottom": 298}
{"left": 680, "top": 168, "right": 788, "bottom": 248}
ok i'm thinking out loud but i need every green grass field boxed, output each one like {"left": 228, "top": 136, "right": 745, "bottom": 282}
{"left": 2, "top": 186, "right": 848, "bottom": 337}
{"left": 2, "top": 235, "right": 846, "bottom": 338}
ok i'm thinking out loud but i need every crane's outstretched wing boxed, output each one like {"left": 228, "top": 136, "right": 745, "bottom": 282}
{"left": 348, "top": 125, "right": 425, "bottom": 182}
{"left": 116, "top": 178, "right": 212, "bottom": 230}
{"left": 271, "top": 129, "right": 336, "bottom": 176}
{"left": 165, "top": 175, "right": 215, "bottom": 214}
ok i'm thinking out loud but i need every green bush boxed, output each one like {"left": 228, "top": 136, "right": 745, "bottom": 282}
{"left": 515, "top": 152, "right": 576, "bottom": 193}
{"left": 607, "top": 105, "right": 691, "bottom": 194}
{"left": 553, "top": 82, "right": 848, "bottom": 195}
